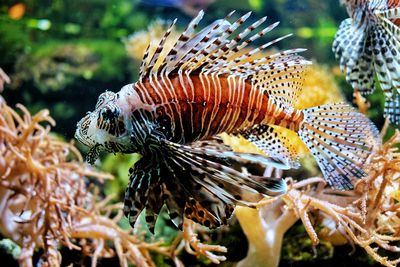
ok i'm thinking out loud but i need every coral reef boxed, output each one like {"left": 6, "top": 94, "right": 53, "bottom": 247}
{"left": 232, "top": 121, "right": 400, "bottom": 267}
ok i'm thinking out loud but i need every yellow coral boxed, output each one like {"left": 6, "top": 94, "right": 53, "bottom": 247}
{"left": 124, "top": 20, "right": 180, "bottom": 67}
{"left": 295, "top": 64, "right": 344, "bottom": 109}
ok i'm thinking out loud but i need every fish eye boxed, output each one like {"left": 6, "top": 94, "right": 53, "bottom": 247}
{"left": 100, "top": 107, "right": 119, "bottom": 121}
{"left": 96, "top": 105, "right": 125, "bottom": 137}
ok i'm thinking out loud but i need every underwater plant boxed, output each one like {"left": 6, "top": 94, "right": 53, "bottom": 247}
{"left": 333, "top": 0, "right": 400, "bottom": 125}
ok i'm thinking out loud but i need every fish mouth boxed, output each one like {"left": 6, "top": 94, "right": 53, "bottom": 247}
{"left": 75, "top": 114, "right": 95, "bottom": 147}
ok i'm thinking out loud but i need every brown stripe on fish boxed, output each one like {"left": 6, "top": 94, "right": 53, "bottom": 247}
{"left": 135, "top": 73, "right": 303, "bottom": 143}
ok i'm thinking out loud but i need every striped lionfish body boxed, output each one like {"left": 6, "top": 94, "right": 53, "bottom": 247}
{"left": 75, "top": 11, "right": 379, "bottom": 232}
{"left": 333, "top": 0, "right": 400, "bottom": 125}
{"left": 135, "top": 74, "right": 305, "bottom": 143}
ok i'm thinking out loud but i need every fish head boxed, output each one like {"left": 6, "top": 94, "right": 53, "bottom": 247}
{"left": 75, "top": 89, "right": 137, "bottom": 164}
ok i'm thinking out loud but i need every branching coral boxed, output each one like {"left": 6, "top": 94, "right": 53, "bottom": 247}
{"left": 235, "top": 126, "right": 400, "bottom": 267}
{"left": 167, "top": 219, "right": 227, "bottom": 265}
{"left": 0, "top": 98, "right": 224, "bottom": 266}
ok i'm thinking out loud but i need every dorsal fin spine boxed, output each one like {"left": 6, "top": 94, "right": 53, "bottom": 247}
{"left": 200, "top": 14, "right": 266, "bottom": 70}
{"left": 177, "top": 18, "right": 231, "bottom": 72}
{"left": 203, "top": 15, "right": 270, "bottom": 72}
{"left": 139, "top": 43, "right": 151, "bottom": 81}
{"left": 224, "top": 31, "right": 291, "bottom": 70}
{"left": 169, "top": 19, "right": 223, "bottom": 73}
{"left": 184, "top": 12, "right": 252, "bottom": 73}
{"left": 145, "top": 19, "right": 177, "bottom": 77}
{"left": 163, "top": 11, "right": 205, "bottom": 75}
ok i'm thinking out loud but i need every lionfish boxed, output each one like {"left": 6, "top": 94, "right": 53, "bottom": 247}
{"left": 75, "top": 11, "right": 378, "bottom": 232}
{"left": 333, "top": 0, "right": 400, "bottom": 125}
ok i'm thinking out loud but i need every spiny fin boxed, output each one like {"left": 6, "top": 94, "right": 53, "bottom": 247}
{"left": 333, "top": 18, "right": 375, "bottom": 95}
{"left": 144, "top": 18, "right": 177, "bottom": 76}
{"left": 137, "top": 10, "right": 310, "bottom": 109}
{"left": 141, "top": 11, "right": 233, "bottom": 77}
{"left": 298, "top": 103, "right": 379, "bottom": 190}
{"left": 370, "top": 23, "right": 400, "bottom": 94}
{"left": 174, "top": 18, "right": 232, "bottom": 72}
{"left": 240, "top": 124, "right": 300, "bottom": 169}
{"left": 163, "top": 11, "right": 205, "bottom": 71}
{"left": 333, "top": 3, "right": 400, "bottom": 124}
{"left": 332, "top": 19, "right": 375, "bottom": 94}
{"left": 375, "top": 6, "right": 400, "bottom": 21}
{"left": 165, "top": 139, "right": 288, "bottom": 199}
{"left": 123, "top": 138, "right": 287, "bottom": 231}
{"left": 183, "top": 11, "right": 254, "bottom": 72}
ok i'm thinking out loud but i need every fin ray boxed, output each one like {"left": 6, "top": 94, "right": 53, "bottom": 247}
{"left": 123, "top": 138, "right": 287, "bottom": 230}
{"left": 240, "top": 124, "right": 300, "bottom": 169}
{"left": 298, "top": 103, "right": 379, "bottom": 190}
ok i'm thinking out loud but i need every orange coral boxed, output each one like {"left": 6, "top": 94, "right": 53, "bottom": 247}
{"left": 0, "top": 101, "right": 167, "bottom": 266}
{"left": 236, "top": 125, "right": 400, "bottom": 267}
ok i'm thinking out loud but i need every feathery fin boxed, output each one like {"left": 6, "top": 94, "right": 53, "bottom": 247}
{"left": 333, "top": 1, "right": 400, "bottom": 123}
{"left": 240, "top": 124, "right": 300, "bottom": 169}
{"left": 298, "top": 103, "right": 379, "bottom": 190}
{"left": 124, "top": 138, "right": 287, "bottom": 231}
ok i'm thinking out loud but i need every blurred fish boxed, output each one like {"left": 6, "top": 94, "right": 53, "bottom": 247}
{"left": 333, "top": 0, "right": 400, "bottom": 125}
{"left": 8, "top": 3, "right": 26, "bottom": 20}
{"left": 139, "top": 0, "right": 215, "bottom": 16}
{"left": 76, "top": 11, "right": 378, "bottom": 232}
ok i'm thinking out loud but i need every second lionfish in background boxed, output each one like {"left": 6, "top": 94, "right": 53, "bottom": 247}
{"left": 75, "top": 11, "right": 379, "bottom": 232}
{"left": 333, "top": 0, "right": 400, "bottom": 125}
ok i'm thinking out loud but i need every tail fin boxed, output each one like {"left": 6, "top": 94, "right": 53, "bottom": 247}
{"left": 298, "top": 103, "right": 379, "bottom": 190}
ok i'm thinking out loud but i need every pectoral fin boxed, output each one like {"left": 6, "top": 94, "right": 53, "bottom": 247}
{"left": 123, "top": 138, "right": 287, "bottom": 231}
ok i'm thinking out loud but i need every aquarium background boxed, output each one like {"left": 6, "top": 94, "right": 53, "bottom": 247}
{"left": 0, "top": 0, "right": 393, "bottom": 266}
